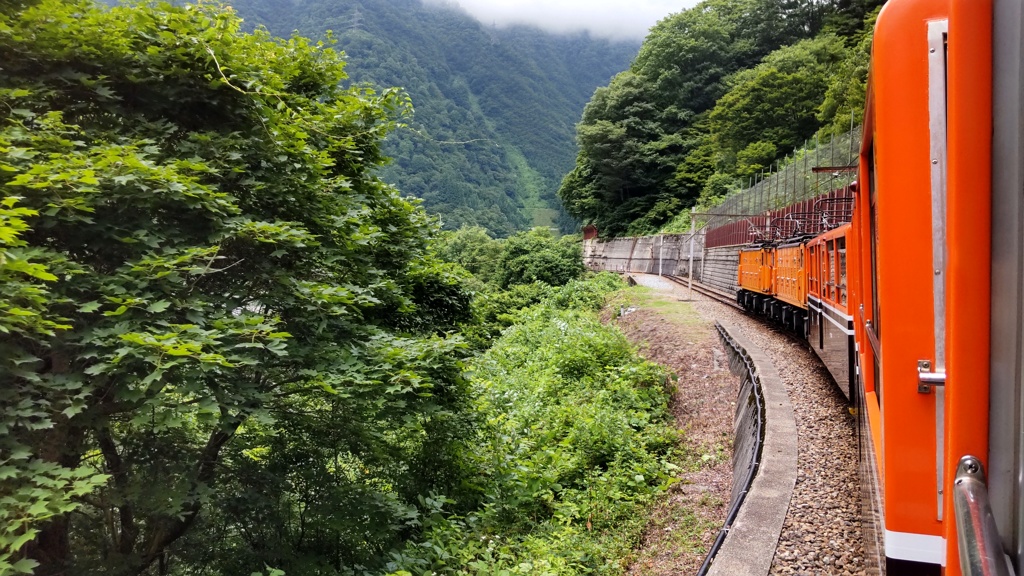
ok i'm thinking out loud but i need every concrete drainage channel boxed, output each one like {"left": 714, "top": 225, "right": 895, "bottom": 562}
{"left": 699, "top": 322, "right": 799, "bottom": 576}
{"left": 698, "top": 323, "right": 765, "bottom": 575}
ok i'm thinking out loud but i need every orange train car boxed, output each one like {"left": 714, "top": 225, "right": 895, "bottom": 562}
{"left": 737, "top": 247, "right": 772, "bottom": 295}
{"left": 738, "top": 242, "right": 810, "bottom": 334}
{"left": 852, "top": 0, "right": 1006, "bottom": 572}
{"left": 806, "top": 223, "right": 855, "bottom": 401}
{"left": 729, "top": 0, "right": 1024, "bottom": 572}
{"left": 737, "top": 246, "right": 773, "bottom": 312}
{"left": 772, "top": 243, "right": 806, "bottom": 309}
{"left": 772, "top": 241, "right": 808, "bottom": 332}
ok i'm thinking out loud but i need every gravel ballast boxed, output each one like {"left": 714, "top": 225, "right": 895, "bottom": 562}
{"left": 693, "top": 295, "right": 866, "bottom": 576}
{"left": 627, "top": 274, "right": 866, "bottom": 575}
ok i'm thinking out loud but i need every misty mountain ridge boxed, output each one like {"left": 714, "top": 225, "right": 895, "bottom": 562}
{"left": 229, "top": 0, "right": 640, "bottom": 236}
{"left": 419, "top": 0, "right": 667, "bottom": 41}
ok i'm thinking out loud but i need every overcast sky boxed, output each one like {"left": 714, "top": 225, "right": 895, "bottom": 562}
{"left": 426, "top": 0, "right": 701, "bottom": 42}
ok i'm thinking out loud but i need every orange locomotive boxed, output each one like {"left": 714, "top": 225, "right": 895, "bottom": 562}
{"left": 737, "top": 214, "right": 856, "bottom": 401}
{"left": 736, "top": 0, "right": 1024, "bottom": 573}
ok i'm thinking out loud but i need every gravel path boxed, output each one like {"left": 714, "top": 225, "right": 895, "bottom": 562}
{"left": 692, "top": 294, "right": 866, "bottom": 575}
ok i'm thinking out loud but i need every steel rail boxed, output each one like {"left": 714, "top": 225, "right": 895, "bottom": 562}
{"left": 662, "top": 276, "right": 745, "bottom": 311}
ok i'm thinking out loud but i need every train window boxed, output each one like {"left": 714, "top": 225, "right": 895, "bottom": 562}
{"left": 827, "top": 239, "right": 836, "bottom": 301}
{"left": 814, "top": 246, "right": 820, "bottom": 294}
{"left": 837, "top": 236, "right": 847, "bottom": 306}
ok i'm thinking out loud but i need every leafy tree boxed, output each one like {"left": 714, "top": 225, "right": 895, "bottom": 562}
{"left": 818, "top": 9, "right": 879, "bottom": 135}
{"left": 497, "top": 228, "right": 585, "bottom": 289}
{"left": 0, "top": 193, "right": 110, "bottom": 576}
{"left": 559, "top": 0, "right": 825, "bottom": 237}
{"left": 0, "top": 1, "right": 469, "bottom": 574}
{"left": 684, "top": 34, "right": 846, "bottom": 211}
{"left": 709, "top": 35, "right": 847, "bottom": 168}
{"left": 433, "top": 225, "right": 504, "bottom": 286}
{"left": 734, "top": 140, "right": 779, "bottom": 180}
{"left": 171, "top": 332, "right": 471, "bottom": 575}
{"left": 461, "top": 282, "right": 553, "bottom": 349}
{"left": 821, "top": 0, "right": 885, "bottom": 39}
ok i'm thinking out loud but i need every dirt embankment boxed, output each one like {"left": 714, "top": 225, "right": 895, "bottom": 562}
{"left": 611, "top": 275, "right": 866, "bottom": 576}
{"left": 606, "top": 286, "right": 738, "bottom": 575}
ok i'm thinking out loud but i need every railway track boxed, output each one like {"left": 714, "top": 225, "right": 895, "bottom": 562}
{"left": 662, "top": 275, "right": 745, "bottom": 311}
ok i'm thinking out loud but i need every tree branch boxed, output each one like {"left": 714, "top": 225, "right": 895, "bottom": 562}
{"left": 129, "top": 409, "right": 245, "bottom": 576}
{"left": 96, "top": 427, "right": 138, "bottom": 557}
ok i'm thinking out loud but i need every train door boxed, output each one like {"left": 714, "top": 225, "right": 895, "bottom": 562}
{"left": 823, "top": 237, "right": 831, "bottom": 303}
{"left": 870, "top": 162, "right": 881, "bottom": 403}
{"left": 807, "top": 242, "right": 823, "bottom": 350}
{"left": 811, "top": 240, "right": 819, "bottom": 295}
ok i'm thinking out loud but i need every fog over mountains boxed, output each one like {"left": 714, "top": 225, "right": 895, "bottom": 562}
{"left": 231, "top": 0, "right": 640, "bottom": 235}
{"left": 421, "top": 0, "right": 691, "bottom": 41}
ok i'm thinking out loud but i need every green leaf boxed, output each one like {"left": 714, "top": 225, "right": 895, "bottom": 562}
{"left": 78, "top": 301, "right": 102, "bottom": 313}
{"left": 10, "top": 558, "right": 39, "bottom": 573}
{"left": 146, "top": 300, "right": 171, "bottom": 313}
{"left": 103, "top": 305, "right": 128, "bottom": 316}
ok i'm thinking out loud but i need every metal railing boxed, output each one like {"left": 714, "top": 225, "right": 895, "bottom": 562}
{"left": 953, "top": 456, "right": 1015, "bottom": 576}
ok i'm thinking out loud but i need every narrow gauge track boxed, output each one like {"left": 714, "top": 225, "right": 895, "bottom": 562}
{"left": 662, "top": 275, "right": 745, "bottom": 312}
{"left": 679, "top": 284, "right": 865, "bottom": 575}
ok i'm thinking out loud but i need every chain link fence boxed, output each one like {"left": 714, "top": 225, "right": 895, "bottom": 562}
{"left": 582, "top": 123, "right": 864, "bottom": 293}
{"left": 702, "top": 124, "right": 862, "bottom": 247}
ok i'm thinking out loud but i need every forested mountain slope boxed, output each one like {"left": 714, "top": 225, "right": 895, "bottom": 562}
{"left": 231, "top": 0, "right": 639, "bottom": 236}
{"left": 558, "top": 0, "right": 882, "bottom": 237}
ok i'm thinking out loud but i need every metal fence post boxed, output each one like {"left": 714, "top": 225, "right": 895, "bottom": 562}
{"left": 688, "top": 207, "right": 696, "bottom": 301}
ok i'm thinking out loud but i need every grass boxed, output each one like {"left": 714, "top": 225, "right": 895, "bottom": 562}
{"left": 666, "top": 508, "right": 720, "bottom": 554}
{"left": 609, "top": 285, "right": 708, "bottom": 329}
{"left": 603, "top": 280, "right": 737, "bottom": 574}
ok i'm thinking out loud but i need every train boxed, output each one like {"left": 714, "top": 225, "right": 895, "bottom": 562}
{"left": 733, "top": 0, "right": 1024, "bottom": 574}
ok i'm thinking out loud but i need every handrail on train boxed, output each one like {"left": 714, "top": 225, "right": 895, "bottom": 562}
{"left": 953, "top": 455, "right": 1016, "bottom": 576}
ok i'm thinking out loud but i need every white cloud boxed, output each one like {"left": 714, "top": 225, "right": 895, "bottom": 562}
{"left": 427, "top": 0, "right": 699, "bottom": 41}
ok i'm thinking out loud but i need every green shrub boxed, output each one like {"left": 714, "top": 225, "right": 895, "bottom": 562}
{"left": 497, "top": 228, "right": 585, "bottom": 289}
{"left": 385, "top": 276, "right": 679, "bottom": 575}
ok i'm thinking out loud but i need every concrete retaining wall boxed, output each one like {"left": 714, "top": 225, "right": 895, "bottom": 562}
{"left": 701, "top": 246, "right": 740, "bottom": 295}
{"left": 583, "top": 234, "right": 705, "bottom": 280}
{"left": 584, "top": 234, "right": 743, "bottom": 296}
{"left": 707, "top": 323, "right": 797, "bottom": 576}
